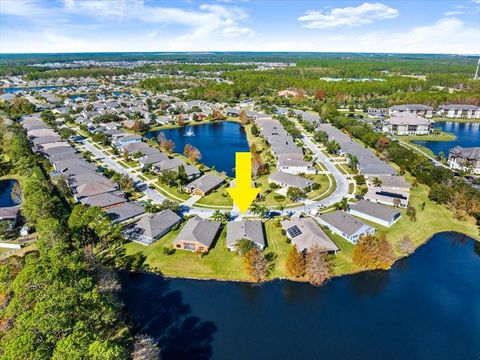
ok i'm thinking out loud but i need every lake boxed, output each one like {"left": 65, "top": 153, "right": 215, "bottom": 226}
{"left": 0, "top": 179, "right": 22, "bottom": 207}
{"left": 120, "top": 232, "right": 480, "bottom": 360}
{"left": 146, "top": 122, "right": 250, "bottom": 177}
{"left": 413, "top": 122, "right": 480, "bottom": 155}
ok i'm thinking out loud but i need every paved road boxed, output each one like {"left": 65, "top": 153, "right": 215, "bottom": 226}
{"left": 79, "top": 130, "right": 350, "bottom": 218}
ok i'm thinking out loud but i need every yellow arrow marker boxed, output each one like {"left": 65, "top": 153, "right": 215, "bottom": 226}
{"left": 227, "top": 152, "right": 260, "bottom": 214}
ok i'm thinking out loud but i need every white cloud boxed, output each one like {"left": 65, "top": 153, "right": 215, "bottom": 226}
{"left": 298, "top": 2, "right": 399, "bottom": 29}
{"left": 257, "top": 17, "right": 480, "bottom": 55}
{"left": 444, "top": 10, "right": 464, "bottom": 16}
{"left": 61, "top": 0, "right": 254, "bottom": 38}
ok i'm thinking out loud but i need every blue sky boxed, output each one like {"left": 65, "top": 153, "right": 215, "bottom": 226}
{"left": 1, "top": 0, "right": 479, "bottom": 54}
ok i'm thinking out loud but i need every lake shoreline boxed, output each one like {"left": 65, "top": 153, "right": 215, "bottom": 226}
{"left": 132, "top": 229, "right": 480, "bottom": 285}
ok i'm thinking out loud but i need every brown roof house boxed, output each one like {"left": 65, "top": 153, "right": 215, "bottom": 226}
{"left": 173, "top": 216, "right": 222, "bottom": 253}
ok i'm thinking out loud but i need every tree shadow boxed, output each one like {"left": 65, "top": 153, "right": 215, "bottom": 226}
{"left": 120, "top": 272, "right": 217, "bottom": 360}
{"left": 348, "top": 270, "right": 390, "bottom": 299}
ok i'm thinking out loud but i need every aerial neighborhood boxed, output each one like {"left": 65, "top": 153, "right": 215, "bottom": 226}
{"left": 0, "top": 58, "right": 479, "bottom": 291}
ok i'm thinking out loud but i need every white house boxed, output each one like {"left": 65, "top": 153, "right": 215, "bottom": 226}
{"left": 317, "top": 211, "right": 376, "bottom": 244}
{"left": 348, "top": 200, "right": 401, "bottom": 227}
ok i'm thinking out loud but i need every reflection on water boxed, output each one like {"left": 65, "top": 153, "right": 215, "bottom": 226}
{"left": 121, "top": 232, "right": 480, "bottom": 360}
{"left": 413, "top": 122, "right": 480, "bottom": 155}
{"left": 146, "top": 122, "right": 250, "bottom": 177}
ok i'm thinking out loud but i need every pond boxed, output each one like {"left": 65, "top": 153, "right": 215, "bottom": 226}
{"left": 120, "top": 232, "right": 480, "bottom": 360}
{"left": 146, "top": 122, "right": 250, "bottom": 177}
{"left": 0, "top": 179, "right": 22, "bottom": 207}
{"left": 413, "top": 122, "right": 480, "bottom": 155}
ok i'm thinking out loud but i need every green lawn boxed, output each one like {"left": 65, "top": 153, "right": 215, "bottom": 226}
{"left": 394, "top": 132, "right": 456, "bottom": 142}
{"left": 124, "top": 219, "right": 296, "bottom": 281}
{"left": 195, "top": 186, "right": 233, "bottom": 207}
{"left": 154, "top": 182, "right": 190, "bottom": 202}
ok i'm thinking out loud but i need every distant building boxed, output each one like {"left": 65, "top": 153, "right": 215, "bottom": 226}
{"left": 382, "top": 113, "right": 433, "bottom": 135}
{"left": 317, "top": 211, "right": 375, "bottom": 244}
{"left": 437, "top": 104, "right": 480, "bottom": 119}
{"left": 389, "top": 104, "right": 433, "bottom": 118}
{"left": 448, "top": 146, "right": 480, "bottom": 174}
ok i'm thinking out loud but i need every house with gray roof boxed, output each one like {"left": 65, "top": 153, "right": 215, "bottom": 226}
{"left": 79, "top": 191, "right": 126, "bottom": 209}
{"left": 226, "top": 220, "right": 265, "bottom": 251}
{"left": 277, "top": 153, "right": 314, "bottom": 174}
{"left": 317, "top": 211, "right": 375, "bottom": 244}
{"left": 112, "top": 134, "right": 143, "bottom": 148}
{"left": 364, "top": 187, "right": 410, "bottom": 208}
{"left": 106, "top": 201, "right": 145, "bottom": 223}
{"left": 349, "top": 200, "right": 401, "bottom": 227}
{"left": 268, "top": 171, "right": 314, "bottom": 191}
{"left": 127, "top": 209, "right": 182, "bottom": 245}
{"left": 138, "top": 152, "right": 169, "bottom": 166}
{"left": 281, "top": 217, "right": 338, "bottom": 254}
{"left": 173, "top": 216, "right": 222, "bottom": 252}
{"left": 152, "top": 158, "right": 201, "bottom": 179}
{"left": 184, "top": 174, "right": 225, "bottom": 196}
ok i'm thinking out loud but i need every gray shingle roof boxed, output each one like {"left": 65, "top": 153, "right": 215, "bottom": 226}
{"left": 349, "top": 200, "right": 400, "bottom": 222}
{"left": 185, "top": 174, "right": 225, "bottom": 194}
{"left": 268, "top": 171, "right": 313, "bottom": 190}
{"left": 133, "top": 209, "right": 182, "bottom": 240}
{"left": 174, "top": 216, "right": 222, "bottom": 247}
{"left": 106, "top": 202, "right": 145, "bottom": 223}
{"left": 318, "top": 211, "right": 372, "bottom": 238}
{"left": 226, "top": 220, "right": 265, "bottom": 249}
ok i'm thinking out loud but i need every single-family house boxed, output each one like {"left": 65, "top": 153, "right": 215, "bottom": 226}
{"left": 172, "top": 216, "right": 222, "bottom": 252}
{"left": 281, "top": 217, "right": 339, "bottom": 254}
{"left": 317, "top": 211, "right": 376, "bottom": 244}
{"left": 184, "top": 174, "right": 225, "bottom": 196}
{"left": 348, "top": 200, "right": 401, "bottom": 227}
{"left": 268, "top": 171, "right": 314, "bottom": 191}
{"left": 105, "top": 201, "right": 145, "bottom": 223}
{"left": 226, "top": 220, "right": 266, "bottom": 251}
{"left": 127, "top": 209, "right": 182, "bottom": 245}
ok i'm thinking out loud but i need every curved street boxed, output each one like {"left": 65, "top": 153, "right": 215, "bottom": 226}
{"left": 79, "top": 128, "right": 351, "bottom": 219}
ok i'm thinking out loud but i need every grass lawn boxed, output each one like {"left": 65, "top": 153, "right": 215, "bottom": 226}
{"left": 154, "top": 182, "right": 190, "bottom": 202}
{"left": 377, "top": 176, "right": 479, "bottom": 253}
{"left": 305, "top": 173, "right": 331, "bottom": 200}
{"left": 395, "top": 132, "right": 456, "bottom": 142}
{"left": 124, "top": 218, "right": 294, "bottom": 281}
{"left": 195, "top": 186, "right": 233, "bottom": 207}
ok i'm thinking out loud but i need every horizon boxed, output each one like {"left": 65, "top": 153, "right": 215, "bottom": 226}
{"left": 1, "top": 0, "right": 480, "bottom": 55}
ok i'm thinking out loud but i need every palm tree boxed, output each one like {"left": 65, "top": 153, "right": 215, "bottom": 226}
{"left": 278, "top": 204, "right": 286, "bottom": 216}
{"left": 372, "top": 177, "right": 382, "bottom": 187}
